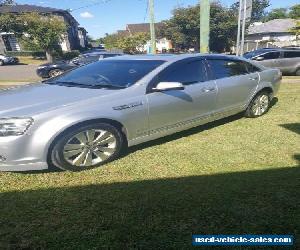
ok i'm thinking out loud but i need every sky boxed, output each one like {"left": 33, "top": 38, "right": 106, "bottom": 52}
{"left": 15, "top": 0, "right": 300, "bottom": 39}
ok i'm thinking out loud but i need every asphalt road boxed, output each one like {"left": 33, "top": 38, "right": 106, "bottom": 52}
{"left": 0, "top": 64, "right": 40, "bottom": 81}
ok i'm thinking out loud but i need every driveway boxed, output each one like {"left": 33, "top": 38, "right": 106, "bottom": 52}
{"left": 0, "top": 64, "right": 40, "bottom": 82}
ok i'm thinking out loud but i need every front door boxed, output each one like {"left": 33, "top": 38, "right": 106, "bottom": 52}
{"left": 147, "top": 59, "right": 217, "bottom": 136}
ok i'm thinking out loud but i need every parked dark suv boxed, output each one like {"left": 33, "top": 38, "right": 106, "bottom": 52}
{"left": 36, "top": 52, "right": 123, "bottom": 78}
{"left": 244, "top": 48, "right": 300, "bottom": 76}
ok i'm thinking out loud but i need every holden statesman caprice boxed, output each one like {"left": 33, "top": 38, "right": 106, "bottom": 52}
{"left": 0, "top": 54, "right": 281, "bottom": 171}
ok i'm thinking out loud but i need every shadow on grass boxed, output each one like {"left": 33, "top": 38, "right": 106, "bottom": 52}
{"left": 1, "top": 167, "right": 299, "bottom": 249}
{"left": 280, "top": 123, "right": 300, "bottom": 135}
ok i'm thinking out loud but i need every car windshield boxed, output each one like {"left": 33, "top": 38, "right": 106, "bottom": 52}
{"left": 45, "top": 59, "right": 165, "bottom": 88}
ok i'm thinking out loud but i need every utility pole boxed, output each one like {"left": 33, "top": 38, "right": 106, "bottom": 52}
{"left": 236, "top": 0, "right": 242, "bottom": 55}
{"left": 149, "top": 0, "right": 156, "bottom": 54}
{"left": 200, "top": 0, "right": 210, "bottom": 53}
{"left": 240, "top": 0, "right": 247, "bottom": 56}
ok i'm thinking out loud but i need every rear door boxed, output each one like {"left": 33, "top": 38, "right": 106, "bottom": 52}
{"left": 206, "top": 59, "right": 260, "bottom": 112}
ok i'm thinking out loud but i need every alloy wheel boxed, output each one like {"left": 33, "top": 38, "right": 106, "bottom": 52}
{"left": 251, "top": 94, "right": 269, "bottom": 116}
{"left": 63, "top": 129, "right": 117, "bottom": 167}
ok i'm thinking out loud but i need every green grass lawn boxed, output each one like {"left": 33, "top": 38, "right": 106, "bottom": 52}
{"left": 18, "top": 56, "right": 47, "bottom": 65}
{"left": 0, "top": 83, "right": 299, "bottom": 249}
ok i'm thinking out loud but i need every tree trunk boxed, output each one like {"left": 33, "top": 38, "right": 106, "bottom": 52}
{"left": 46, "top": 50, "right": 53, "bottom": 62}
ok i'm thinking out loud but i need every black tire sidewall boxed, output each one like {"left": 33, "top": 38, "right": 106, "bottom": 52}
{"left": 50, "top": 123, "right": 124, "bottom": 171}
{"left": 246, "top": 91, "right": 271, "bottom": 118}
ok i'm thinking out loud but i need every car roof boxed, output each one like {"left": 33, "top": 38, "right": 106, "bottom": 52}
{"left": 106, "top": 53, "right": 245, "bottom": 62}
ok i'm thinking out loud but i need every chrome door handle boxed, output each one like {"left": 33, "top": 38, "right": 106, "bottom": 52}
{"left": 249, "top": 77, "right": 258, "bottom": 81}
{"left": 202, "top": 87, "right": 215, "bottom": 93}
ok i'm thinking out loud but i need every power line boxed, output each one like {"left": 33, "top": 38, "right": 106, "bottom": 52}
{"left": 68, "top": 0, "right": 111, "bottom": 12}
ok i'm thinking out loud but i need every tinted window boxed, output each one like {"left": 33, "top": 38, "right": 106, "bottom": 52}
{"left": 283, "top": 51, "right": 300, "bottom": 58}
{"left": 159, "top": 60, "right": 207, "bottom": 84}
{"left": 46, "top": 60, "right": 165, "bottom": 88}
{"left": 260, "top": 52, "right": 280, "bottom": 60}
{"left": 244, "top": 62, "right": 261, "bottom": 73}
{"left": 207, "top": 59, "right": 248, "bottom": 79}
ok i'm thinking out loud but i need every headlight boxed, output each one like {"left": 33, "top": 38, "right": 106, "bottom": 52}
{"left": 0, "top": 118, "right": 33, "bottom": 136}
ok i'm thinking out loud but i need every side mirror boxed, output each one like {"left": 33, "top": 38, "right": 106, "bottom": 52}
{"left": 255, "top": 56, "right": 264, "bottom": 61}
{"left": 152, "top": 82, "right": 185, "bottom": 92}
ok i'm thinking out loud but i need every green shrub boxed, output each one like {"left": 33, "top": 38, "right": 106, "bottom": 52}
{"left": 61, "top": 50, "right": 80, "bottom": 60}
{"left": 6, "top": 51, "right": 46, "bottom": 58}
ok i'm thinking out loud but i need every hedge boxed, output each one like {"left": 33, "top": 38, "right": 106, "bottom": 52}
{"left": 6, "top": 51, "right": 46, "bottom": 58}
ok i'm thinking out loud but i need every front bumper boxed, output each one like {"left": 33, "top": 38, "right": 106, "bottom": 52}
{"left": 0, "top": 134, "right": 48, "bottom": 172}
{"left": 0, "top": 161, "right": 48, "bottom": 171}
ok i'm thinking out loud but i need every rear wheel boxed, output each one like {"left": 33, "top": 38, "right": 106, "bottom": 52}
{"left": 49, "top": 69, "right": 63, "bottom": 78}
{"left": 245, "top": 91, "right": 271, "bottom": 118}
{"left": 295, "top": 68, "right": 300, "bottom": 76}
{"left": 0, "top": 60, "right": 4, "bottom": 66}
{"left": 50, "top": 123, "right": 125, "bottom": 171}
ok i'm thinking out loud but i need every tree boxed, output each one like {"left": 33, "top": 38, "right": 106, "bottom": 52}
{"left": 0, "top": 13, "right": 66, "bottom": 61}
{"left": 104, "top": 32, "right": 150, "bottom": 54}
{"left": 159, "top": 2, "right": 237, "bottom": 52}
{"left": 264, "top": 8, "right": 288, "bottom": 21}
{"left": 0, "top": 0, "right": 15, "bottom": 5}
{"left": 289, "top": 4, "right": 300, "bottom": 19}
{"left": 231, "top": 0, "right": 270, "bottom": 22}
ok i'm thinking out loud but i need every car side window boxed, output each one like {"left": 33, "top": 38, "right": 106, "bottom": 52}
{"left": 207, "top": 59, "right": 249, "bottom": 80}
{"left": 283, "top": 51, "right": 300, "bottom": 58}
{"left": 260, "top": 52, "right": 280, "bottom": 60}
{"left": 244, "top": 62, "right": 261, "bottom": 73}
{"left": 158, "top": 60, "right": 207, "bottom": 84}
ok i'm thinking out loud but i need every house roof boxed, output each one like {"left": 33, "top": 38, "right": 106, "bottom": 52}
{"left": 0, "top": 4, "right": 78, "bottom": 25}
{"left": 247, "top": 19, "right": 299, "bottom": 35}
{"left": 126, "top": 23, "right": 164, "bottom": 34}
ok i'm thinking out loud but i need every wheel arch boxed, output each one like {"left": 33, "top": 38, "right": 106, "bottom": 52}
{"left": 46, "top": 118, "right": 128, "bottom": 167}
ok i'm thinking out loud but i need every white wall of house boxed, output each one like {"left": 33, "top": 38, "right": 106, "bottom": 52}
{"left": 139, "top": 38, "right": 172, "bottom": 53}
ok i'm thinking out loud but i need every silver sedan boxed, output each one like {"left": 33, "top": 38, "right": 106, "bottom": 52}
{"left": 0, "top": 54, "right": 281, "bottom": 171}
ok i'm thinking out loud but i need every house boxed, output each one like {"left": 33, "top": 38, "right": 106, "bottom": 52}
{"left": 0, "top": 4, "right": 88, "bottom": 53}
{"left": 117, "top": 23, "right": 173, "bottom": 53}
{"left": 244, "top": 18, "right": 300, "bottom": 51}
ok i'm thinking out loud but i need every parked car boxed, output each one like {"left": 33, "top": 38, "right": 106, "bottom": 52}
{"left": 0, "top": 54, "right": 19, "bottom": 66}
{"left": 36, "top": 52, "right": 123, "bottom": 78}
{"left": 244, "top": 48, "right": 300, "bottom": 75}
{"left": 0, "top": 54, "right": 281, "bottom": 172}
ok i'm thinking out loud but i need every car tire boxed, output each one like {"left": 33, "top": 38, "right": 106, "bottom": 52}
{"left": 49, "top": 69, "right": 64, "bottom": 78}
{"left": 296, "top": 68, "right": 300, "bottom": 76}
{"left": 0, "top": 60, "right": 4, "bottom": 66}
{"left": 245, "top": 91, "right": 271, "bottom": 118}
{"left": 50, "top": 123, "right": 125, "bottom": 171}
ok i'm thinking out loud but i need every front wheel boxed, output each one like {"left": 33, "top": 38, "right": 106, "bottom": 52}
{"left": 49, "top": 69, "right": 63, "bottom": 78}
{"left": 245, "top": 91, "right": 271, "bottom": 118}
{"left": 0, "top": 60, "right": 4, "bottom": 66}
{"left": 50, "top": 123, "right": 125, "bottom": 171}
{"left": 295, "top": 69, "right": 300, "bottom": 76}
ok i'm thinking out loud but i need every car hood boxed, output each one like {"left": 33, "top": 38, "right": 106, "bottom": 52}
{"left": 0, "top": 83, "right": 120, "bottom": 117}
